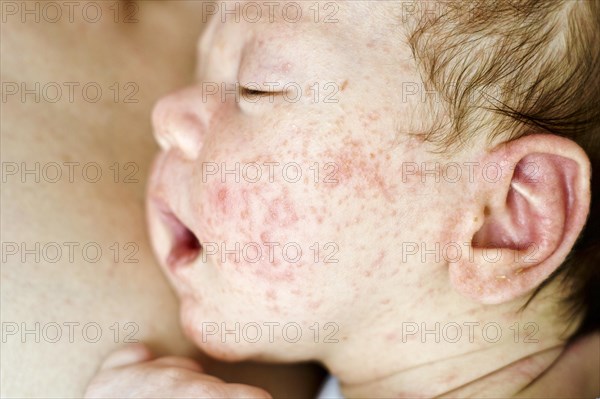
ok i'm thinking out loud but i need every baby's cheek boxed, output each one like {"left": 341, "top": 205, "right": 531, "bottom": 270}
{"left": 199, "top": 178, "right": 325, "bottom": 283}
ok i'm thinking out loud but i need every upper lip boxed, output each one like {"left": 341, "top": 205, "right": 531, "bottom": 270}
{"left": 154, "top": 199, "right": 202, "bottom": 272}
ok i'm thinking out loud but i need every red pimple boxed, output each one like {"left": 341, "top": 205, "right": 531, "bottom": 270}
{"left": 369, "top": 112, "right": 380, "bottom": 121}
{"left": 371, "top": 250, "right": 386, "bottom": 269}
{"left": 373, "top": 173, "right": 394, "bottom": 202}
{"left": 280, "top": 62, "right": 292, "bottom": 73}
{"left": 213, "top": 186, "right": 229, "bottom": 214}
{"left": 265, "top": 187, "right": 299, "bottom": 227}
{"left": 260, "top": 231, "right": 271, "bottom": 242}
{"left": 265, "top": 289, "right": 277, "bottom": 300}
{"left": 308, "top": 299, "right": 322, "bottom": 310}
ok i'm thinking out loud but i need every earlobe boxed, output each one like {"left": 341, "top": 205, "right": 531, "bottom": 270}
{"left": 449, "top": 135, "right": 591, "bottom": 304}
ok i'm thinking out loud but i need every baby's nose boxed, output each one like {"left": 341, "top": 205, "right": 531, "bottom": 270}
{"left": 151, "top": 85, "right": 210, "bottom": 159}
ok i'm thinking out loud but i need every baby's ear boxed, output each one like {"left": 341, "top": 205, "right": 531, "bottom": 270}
{"left": 450, "top": 134, "right": 591, "bottom": 304}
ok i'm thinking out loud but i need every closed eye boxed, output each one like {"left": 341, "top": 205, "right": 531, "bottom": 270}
{"left": 239, "top": 85, "right": 274, "bottom": 97}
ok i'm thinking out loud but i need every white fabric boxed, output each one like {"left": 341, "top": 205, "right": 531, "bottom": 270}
{"left": 316, "top": 375, "right": 344, "bottom": 398}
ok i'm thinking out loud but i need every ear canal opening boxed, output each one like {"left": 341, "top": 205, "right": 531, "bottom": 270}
{"left": 470, "top": 154, "right": 560, "bottom": 253}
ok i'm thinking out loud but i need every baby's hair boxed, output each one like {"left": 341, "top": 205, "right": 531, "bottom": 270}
{"left": 405, "top": 0, "right": 600, "bottom": 338}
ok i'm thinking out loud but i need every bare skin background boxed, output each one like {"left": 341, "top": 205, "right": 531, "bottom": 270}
{"left": 0, "top": 1, "right": 324, "bottom": 397}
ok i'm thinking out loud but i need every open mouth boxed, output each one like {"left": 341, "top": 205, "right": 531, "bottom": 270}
{"left": 158, "top": 205, "right": 202, "bottom": 271}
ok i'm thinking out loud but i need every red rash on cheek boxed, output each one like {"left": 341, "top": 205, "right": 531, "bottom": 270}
{"left": 260, "top": 231, "right": 271, "bottom": 242}
{"left": 210, "top": 179, "right": 299, "bottom": 226}
{"left": 322, "top": 143, "right": 395, "bottom": 202}
{"left": 265, "top": 187, "right": 299, "bottom": 227}
{"left": 217, "top": 187, "right": 228, "bottom": 214}
{"left": 202, "top": 181, "right": 307, "bottom": 276}
{"left": 205, "top": 183, "right": 232, "bottom": 218}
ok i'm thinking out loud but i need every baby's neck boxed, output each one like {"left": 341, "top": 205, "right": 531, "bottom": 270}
{"left": 337, "top": 341, "right": 566, "bottom": 397}
{"left": 323, "top": 299, "right": 586, "bottom": 398}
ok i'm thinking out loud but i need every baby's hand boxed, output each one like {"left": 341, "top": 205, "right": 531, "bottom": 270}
{"left": 84, "top": 344, "right": 272, "bottom": 399}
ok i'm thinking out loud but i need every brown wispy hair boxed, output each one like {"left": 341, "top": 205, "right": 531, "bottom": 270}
{"left": 405, "top": 0, "right": 600, "bottom": 339}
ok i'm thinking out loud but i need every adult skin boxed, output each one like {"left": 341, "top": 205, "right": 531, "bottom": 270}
{"left": 0, "top": 1, "right": 323, "bottom": 397}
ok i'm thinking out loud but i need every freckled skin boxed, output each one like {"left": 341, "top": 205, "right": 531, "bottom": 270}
{"left": 146, "top": 3, "right": 459, "bottom": 364}
{"left": 149, "top": 0, "right": 468, "bottom": 360}
{"left": 141, "top": 2, "right": 589, "bottom": 396}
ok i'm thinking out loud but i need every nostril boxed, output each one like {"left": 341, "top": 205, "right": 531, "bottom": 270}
{"left": 151, "top": 86, "right": 209, "bottom": 158}
{"left": 153, "top": 128, "right": 172, "bottom": 152}
{"left": 176, "top": 112, "right": 205, "bottom": 154}
{"left": 154, "top": 112, "right": 205, "bottom": 159}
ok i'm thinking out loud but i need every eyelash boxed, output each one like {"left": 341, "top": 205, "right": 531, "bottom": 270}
{"left": 239, "top": 86, "right": 272, "bottom": 97}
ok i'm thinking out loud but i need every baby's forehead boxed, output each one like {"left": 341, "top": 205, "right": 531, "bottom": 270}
{"left": 199, "top": 1, "right": 419, "bottom": 113}
{"left": 204, "top": 1, "right": 401, "bottom": 44}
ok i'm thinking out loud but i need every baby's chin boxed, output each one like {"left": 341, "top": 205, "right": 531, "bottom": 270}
{"left": 180, "top": 317, "right": 278, "bottom": 363}
{"left": 178, "top": 300, "right": 316, "bottom": 364}
{"left": 178, "top": 299, "right": 256, "bottom": 362}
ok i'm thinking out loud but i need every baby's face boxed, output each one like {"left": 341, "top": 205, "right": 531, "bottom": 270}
{"left": 147, "top": 2, "right": 473, "bottom": 362}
